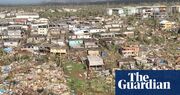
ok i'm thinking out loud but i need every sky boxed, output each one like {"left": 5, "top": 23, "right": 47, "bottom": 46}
{"left": 0, "top": 0, "right": 111, "bottom": 4}
{"left": 0, "top": 0, "right": 175, "bottom": 4}
{"left": 0, "top": 0, "right": 43, "bottom": 4}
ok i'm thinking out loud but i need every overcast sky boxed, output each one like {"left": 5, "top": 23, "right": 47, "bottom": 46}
{"left": 0, "top": 0, "right": 174, "bottom": 4}
{"left": 0, "top": 0, "right": 112, "bottom": 4}
{"left": 0, "top": 0, "right": 43, "bottom": 4}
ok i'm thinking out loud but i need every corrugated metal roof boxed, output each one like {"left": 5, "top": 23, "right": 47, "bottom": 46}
{"left": 87, "top": 56, "right": 104, "bottom": 66}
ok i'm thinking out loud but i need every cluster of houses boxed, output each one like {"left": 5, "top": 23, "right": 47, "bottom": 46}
{"left": 0, "top": 10, "right": 131, "bottom": 71}
{"left": 0, "top": 5, "right": 179, "bottom": 94}
{"left": 0, "top": 7, "right": 178, "bottom": 72}
{"left": 107, "top": 5, "right": 180, "bottom": 18}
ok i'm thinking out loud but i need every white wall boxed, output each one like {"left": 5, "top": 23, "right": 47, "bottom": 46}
{"left": 0, "top": 14, "right": 6, "bottom": 18}
{"left": 4, "top": 41, "right": 18, "bottom": 47}
{"left": 38, "top": 28, "right": 48, "bottom": 35}
{"left": 16, "top": 15, "right": 39, "bottom": 19}
{"left": 107, "top": 9, "right": 113, "bottom": 15}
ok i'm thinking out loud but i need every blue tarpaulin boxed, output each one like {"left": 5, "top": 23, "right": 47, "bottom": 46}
{"left": 3, "top": 47, "right": 13, "bottom": 53}
{"left": 0, "top": 89, "right": 13, "bottom": 95}
{"left": 0, "top": 89, "right": 6, "bottom": 94}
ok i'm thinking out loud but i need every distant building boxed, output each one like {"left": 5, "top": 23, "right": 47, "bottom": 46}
{"left": 0, "top": 13, "right": 6, "bottom": 18}
{"left": 107, "top": 8, "right": 125, "bottom": 16}
{"left": 27, "top": 35, "right": 47, "bottom": 43}
{"left": 68, "top": 34, "right": 92, "bottom": 40}
{"left": 117, "top": 58, "right": 136, "bottom": 69}
{"left": 38, "top": 25, "right": 48, "bottom": 35}
{"left": 160, "top": 20, "right": 175, "bottom": 30}
{"left": 170, "top": 5, "right": 180, "bottom": 13}
{"left": 124, "top": 7, "right": 138, "bottom": 15}
{"left": 107, "top": 5, "right": 180, "bottom": 18}
{"left": 87, "top": 50, "right": 100, "bottom": 56}
{"left": 14, "top": 18, "right": 28, "bottom": 25}
{"left": 68, "top": 40, "right": 84, "bottom": 49}
{"left": 107, "top": 7, "right": 138, "bottom": 16}
{"left": 89, "top": 28, "right": 106, "bottom": 33}
{"left": 73, "top": 28, "right": 89, "bottom": 35}
{"left": 8, "top": 25, "right": 22, "bottom": 30}
{"left": 21, "top": 43, "right": 39, "bottom": 53}
{"left": 99, "top": 32, "right": 122, "bottom": 38}
{"left": 119, "top": 45, "right": 140, "bottom": 57}
{"left": 2, "top": 30, "right": 23, "bottom": 39}
{"left": 87, "top": 56, "right": 104, "bottom": 70}
{"left": 137, "top": 5, "right": 180, "bottom": 18}
{"left": 16, "top": 13, "right": 39, "bottom": 19}
{"left": 0, "top": 19, "right": 9, "bottom": 31}
{"left": 36, "top": 18, "right": 49, "bottom": 24}
{"left": 84, "top": 39, "right": 99, "bottom": 49}
{"left": 3, "top": 40, "right": 19, "bottom": 47}
{"left": 51, "top": 39, "right": 66, "bottom": 46}
{"left": 50, "top": 46, "right": 67, "bottom": 54}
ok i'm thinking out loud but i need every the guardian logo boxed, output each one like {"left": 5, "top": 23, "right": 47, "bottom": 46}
{"left": 118, "top": 72, "right": 171, "bottom": 90}
{"left": 115, "top": 70, "right": 180, "bottom": 95}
